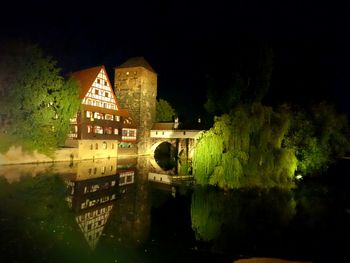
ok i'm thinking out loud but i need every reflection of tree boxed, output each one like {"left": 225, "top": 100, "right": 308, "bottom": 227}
{"left": 191, "top": 186, "right": 296, "bottom": 253}
{"left": 0, "top": 174, "right": 88, "bottom": 262}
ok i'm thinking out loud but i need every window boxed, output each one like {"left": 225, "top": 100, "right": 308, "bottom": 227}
{"left": 126, "top": 176, "right": 132, "bottom": 182}
{"left": 103, "top": 142, "right": 107, "bottom": 149}
{"left": 94, "top": 112, "right": 104, "bottom": 120}
{"left": 95, "top": 89, "right": 99, "bottom": 94}
{"left": 94, "top": 167, "right": 97, "bottom": 174}
{"left": 94, "top": 126, "right": 103, "bottom": 134}
{"left": 87, "top": 125, "right": 93, "bottom": 133}
{"left": 97, "top": 79, "right": 100, "bottom": 84}
{"left": 88, "top": 168, "right": 92, "bottom": 175}
{"left": 104, "top": 127, "right": 113, "bottom": 134}
{"left": 111, "top": 143, "right": 114, "bottom": 149}
{"left": 129, "top": 130, "right": 135, "bottom": 137}
{"left": 103, "top": 103, "right": 107, "bottom": 108}
{"left": 95, "top": 143, "right": 98, "bottom": 150}
{"left": 104, "top": 81, "right": 107, "bottom": 86}
{"left": 101, "top": 166, "right": 106, "bottom": 174}
{"left": 105, "top": 114, "right": 113, "bottom": 121}
{"left": 115, "top": 116, "right": 120, "bottom": 122}
{"left": 114, "top": 128, "right": 119, "bottom": 135}
{"left": 87, "top": 99, "right": 92, "bottom": 105}
{"left": 105, "top": 92, "right": 109, "bottom": 97}
{"left": 96, "top": 101, "right": 100, "bottom": 107}
{"left": 122, "top": 129, "right": 128, "bottom": 136}
{"left": 86, "top": 111, "right": 92, "bottom": 118}
{"left": 119, "top": 177, "right": 125, "bottom": 185}
{"left": 90, "top": 144, "right": 93, "bottom": 150}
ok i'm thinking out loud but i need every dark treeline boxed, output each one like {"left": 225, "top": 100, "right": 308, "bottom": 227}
{"left": 192, "top": 42, "right": 350, "bottom": 189}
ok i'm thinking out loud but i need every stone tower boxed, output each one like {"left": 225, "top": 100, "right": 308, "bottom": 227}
{"left": 114, "top": 57, "right": 157, "bottom": 155}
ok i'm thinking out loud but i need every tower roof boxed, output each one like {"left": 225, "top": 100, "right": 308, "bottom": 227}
{"left": 117, "top": 57, "right": 156, "bottom": 73}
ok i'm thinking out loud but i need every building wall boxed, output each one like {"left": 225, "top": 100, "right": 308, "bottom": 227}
{"left": 77, "top": 140, "right": 118, "bottom": 160}
{"left": 114, "top": 67, "right": 157, "bottom": 155}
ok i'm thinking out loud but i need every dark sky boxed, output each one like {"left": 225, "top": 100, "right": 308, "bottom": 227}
{"left": 1, "top": 0, "right": 349, "bottom": 120}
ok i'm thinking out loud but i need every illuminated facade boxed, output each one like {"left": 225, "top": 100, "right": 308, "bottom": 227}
{"left": 114, "top": 57, "right": 157, "bottom": 155}
{"left": 66, "top": 66, "right": 137, "bottom": 159}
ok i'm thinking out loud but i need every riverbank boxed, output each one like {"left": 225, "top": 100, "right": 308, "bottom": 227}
{"left": 0, "top": 144, "right": 139, "bottom": 166}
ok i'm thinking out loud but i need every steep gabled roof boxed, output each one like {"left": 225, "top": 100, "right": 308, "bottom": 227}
{"left": 71, "top": 66, "right": 102, "bottom": 99}
{"left": 117, "top": 57, "right": 156, "bottom": 73}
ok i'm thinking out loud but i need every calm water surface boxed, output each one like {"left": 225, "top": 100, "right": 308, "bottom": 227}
{"left": 0, "top": 157, "right": 349, "bottom": 263}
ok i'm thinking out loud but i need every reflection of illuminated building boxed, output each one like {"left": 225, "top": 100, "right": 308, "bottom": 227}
{"left": 63, "top": 159, "right": 136, "bottom": 250}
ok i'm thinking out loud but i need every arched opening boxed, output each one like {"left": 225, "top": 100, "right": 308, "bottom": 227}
{"left": 154, "top": 142, "right": 177, "bottom": 171}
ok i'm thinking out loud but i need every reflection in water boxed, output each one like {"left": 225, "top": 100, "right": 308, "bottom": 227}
{"left": 191, "top": 187, "right": 298, "bottom": 255}
{"left": 62, "top": 159, "right": 121, "bottom": 249}
{"left": 0, "top": 158, "right": 350, "bottom": 262}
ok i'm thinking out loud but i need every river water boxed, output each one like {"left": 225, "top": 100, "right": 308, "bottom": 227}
{"left": 0, "top": 157, "right": 349, "bottom": 263}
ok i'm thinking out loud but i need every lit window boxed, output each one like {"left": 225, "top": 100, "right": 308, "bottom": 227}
{"left": 115, "top": 116, "right": 120, "bottom": 122}
{"left": 126, "top": 71, "right": 129, "bottom": 75}
{"left": 94, "top": 126, "right": 103, "bottom": 134}
{"left": 104, "top": 103, "right": 107, "bottom": 108}
{"left": 129, "top": 130, "right": 135, "bottom": 137}
{"left": 122, "top": 129, "right": 128, "bottom": 136}
{"left": 96, "top": 101, "right": 100, "bottom": 107}
{"left": 87, "top": 99, "right": 92, "bottom": 105}
{"left": 87, "top": 125, "right": 93, "bottom": 133}
{"left": 114, "top": 128, "right": 119, "bottom": 135}
{"left": 86, "top": 111, "right": 91, "bottom": 118}
{"left": 104, "top": 127, "right": 113, "bottom": 134}
{"left": 105, "top": 114, "right": 113, "bottom": 121}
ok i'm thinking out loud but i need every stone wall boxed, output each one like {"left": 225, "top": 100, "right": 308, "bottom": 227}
{"left": 115, "top": 66, "right": 157, "bottom": 155}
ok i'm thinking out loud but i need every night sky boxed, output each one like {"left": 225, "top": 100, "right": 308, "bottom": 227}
{"left": 1, "top": 1, "right": 349, "bottom": 120}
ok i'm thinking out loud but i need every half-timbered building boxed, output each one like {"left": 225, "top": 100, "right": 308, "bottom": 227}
{"left": 66, "top": 65, "right": 137, "bottom": 159}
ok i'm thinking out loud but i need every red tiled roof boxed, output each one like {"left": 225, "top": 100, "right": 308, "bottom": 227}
{"left": 71, "top": 66, "right": 102, "bottom": 99}
{"left": 71, "top": 65, "right": 137, "bottom": 128}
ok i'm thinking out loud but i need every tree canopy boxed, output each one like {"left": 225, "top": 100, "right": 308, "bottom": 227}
{"left": 193, "top": 102, "right": 350, "bottom": 189}
{"left": 156, "top": 98, "right": 176, "bottom": 122}
{"left": 0, "top": 42, "right": 81, "bottom": 154}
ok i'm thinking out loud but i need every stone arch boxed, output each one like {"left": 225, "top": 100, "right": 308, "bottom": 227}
{"left": 150, "top": 139, "right": 176, "bottom": 156}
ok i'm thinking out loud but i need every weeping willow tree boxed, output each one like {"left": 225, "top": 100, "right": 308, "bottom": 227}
{"left": 192, "top": 103, "right": 298, "bottom": 189}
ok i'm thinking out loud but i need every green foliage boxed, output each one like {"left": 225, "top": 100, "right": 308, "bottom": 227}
{"left": 0, "top": 42, "right": 81, "bottom": 155}
{"left": 191, "top": 186, "right": 296, "bottom": 245}
{"left": 193, "top": 103, "right": 297, "bottom": 189}
{"left": 284, "top": 103, "right": 350, "bottom": 175}
{"left": 194, "top": 100, "right": 350, "bottom": 189}
{"left": 156, "top": 98, "right": 176, "bottom": 122}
